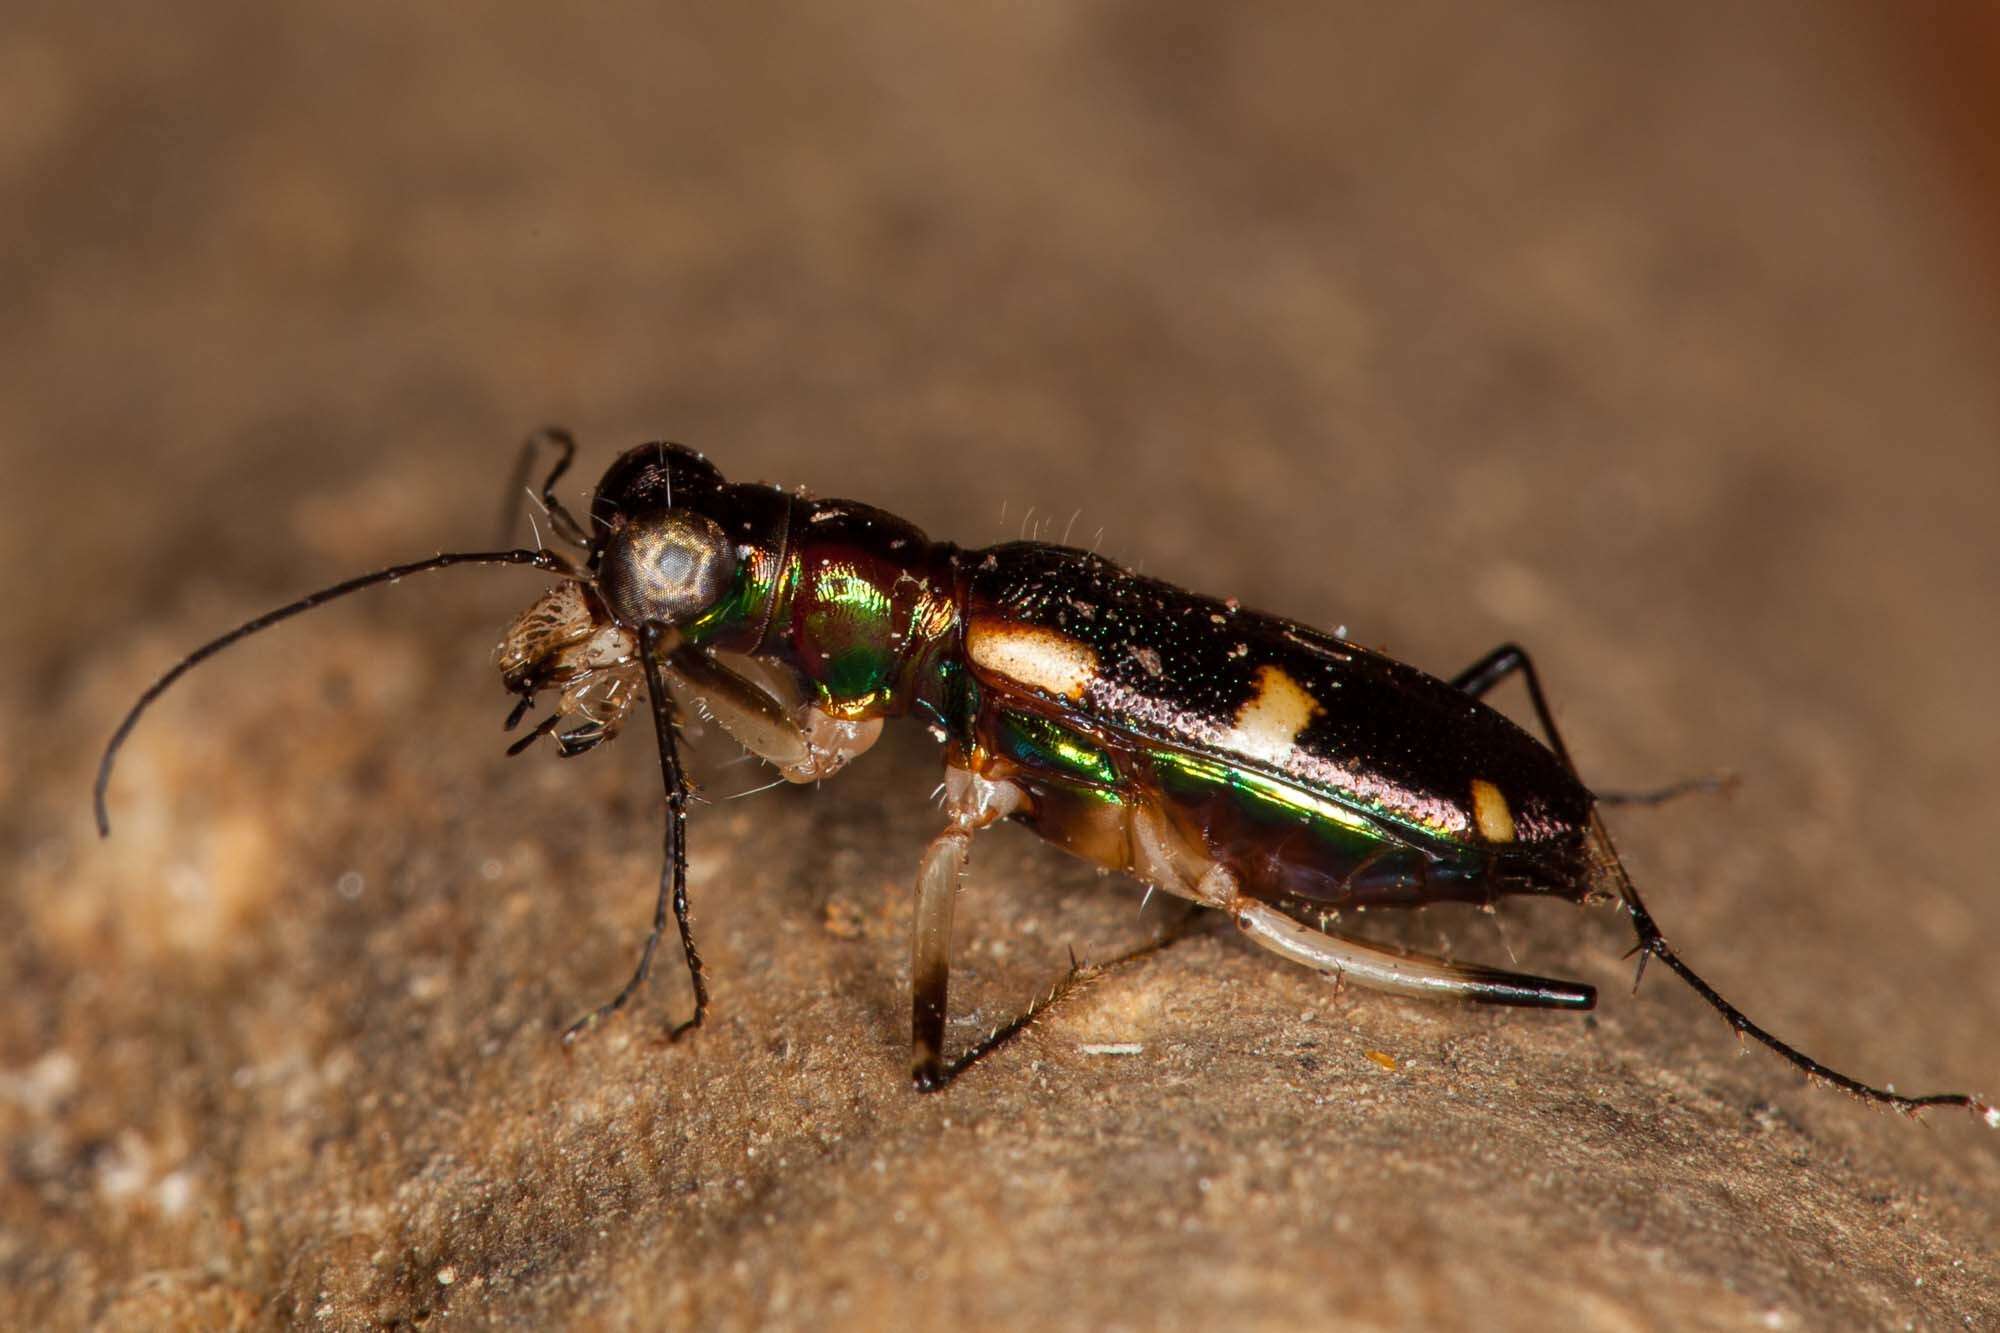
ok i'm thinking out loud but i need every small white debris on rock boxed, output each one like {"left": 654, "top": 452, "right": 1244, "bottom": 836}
{"left": 0, "top": 1051, "right": 78, "bottom": 1115}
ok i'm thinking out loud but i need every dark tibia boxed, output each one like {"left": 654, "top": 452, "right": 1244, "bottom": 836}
{"left": 504, "top": 696, "right": 534, "bottom": 731}
{"left": 498, "top": 426, "right": 592, "bottom": 551}
{"left": 1448, "top": 642, "right": 1577, "bottom": 772}
{"left": 1450, "top": 642, "right": 1728, "bottom": 809}
{"left": 1454, "top": 643, "right": 1992, "bottom": 1123}
{"left": 1595, "top": 773, "right": 1738, "bottom": 807}
{"left": 562, "top": 621, "right": 708, "bottom": 1043}
{"left": 506, "top": 711, "right": 565, "bottom": 756}
{"left": 1593, "top": 814, "right": 1993, "bottom": 1123}
{"left": 503, "top": 709, "right": 613, "bottom": 759}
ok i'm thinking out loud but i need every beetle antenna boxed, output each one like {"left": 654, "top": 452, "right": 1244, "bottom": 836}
{"left": 94, "top": 546, "right": 573, "bottom": 837}
{"left": 1588, "top": 813, "right": 1995, "bottom": 1126}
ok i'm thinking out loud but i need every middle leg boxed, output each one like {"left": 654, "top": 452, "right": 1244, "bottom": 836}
{"left": 910, "top": 766, "right": 1025, "bottom": 1090}
{"left": 906, "top": 767, "right": 1214, "bottom": 1090}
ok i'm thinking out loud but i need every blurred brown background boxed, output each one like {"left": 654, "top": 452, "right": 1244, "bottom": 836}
{"left": 4, "top": 3, "right": 1997, "bottom": 1329}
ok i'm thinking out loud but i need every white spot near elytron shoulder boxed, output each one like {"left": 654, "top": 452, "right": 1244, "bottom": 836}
{"left": 1471, "top": 778, "right": 1516, "bottom": 843}
{"left": 1219, "top": 665, "right": 1323, "bottom": 767}
{"left": 965, "top": 618, "right": 1100, "bottom": 700}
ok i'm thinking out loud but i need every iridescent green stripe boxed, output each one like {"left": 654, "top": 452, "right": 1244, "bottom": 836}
{"left": 1152, "top": 749, "right": 1382, "bottom": 841}
{"left": 684, "top": 545, "right": 789, "bottom": 644}
{"left": 995, "top": 709, "right": 1120, "bottom": 786}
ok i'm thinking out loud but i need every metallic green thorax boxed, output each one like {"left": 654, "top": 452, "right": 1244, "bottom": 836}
{"left": 675, "top": 487, "right": 964, "bottom": 723}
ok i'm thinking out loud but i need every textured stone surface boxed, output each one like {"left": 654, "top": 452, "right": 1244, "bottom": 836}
{"left": 4, "top": 4, "right": 1996, "bottom": 1329}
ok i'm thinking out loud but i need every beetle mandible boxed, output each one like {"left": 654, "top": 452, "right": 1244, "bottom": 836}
{"left": 95, "top": 431, "right": 1996, "bottom": 1117}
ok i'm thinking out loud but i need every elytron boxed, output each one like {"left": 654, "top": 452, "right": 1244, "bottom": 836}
{"left": 96, "top": 432, "right": 1995, "bottom": 1116}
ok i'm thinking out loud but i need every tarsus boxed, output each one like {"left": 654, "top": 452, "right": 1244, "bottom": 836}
{"left": 1590, "top": 812, "right": 1993, "bottom": 1125}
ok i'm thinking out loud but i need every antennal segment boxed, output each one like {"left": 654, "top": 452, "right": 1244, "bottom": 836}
{"left": 94, "top": 547, "right": 572, "bottom": 837}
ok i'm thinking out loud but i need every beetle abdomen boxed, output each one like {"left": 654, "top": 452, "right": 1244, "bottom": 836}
{"left": 958, "top": 543, "right": 1596, "bottom": 905}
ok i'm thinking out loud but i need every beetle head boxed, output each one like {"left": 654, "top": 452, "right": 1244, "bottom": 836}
{"left": 589, "top": 444, "right": 742, "bottom": 631}
{"left": 494, "top": 444, "right": 756, "bottom": 755}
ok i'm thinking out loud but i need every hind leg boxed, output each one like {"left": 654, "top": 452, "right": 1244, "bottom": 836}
{"left": 1233, "top": 896, "right": 1596, "bottom": 1009}
{"left": 1459, "top": 646, "right": 1991, "bottom": 1119}
{"left": 1448, "top": 642, "right": 1730, "bottom": 806}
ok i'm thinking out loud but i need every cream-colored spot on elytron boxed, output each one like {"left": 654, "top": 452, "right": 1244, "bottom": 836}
{"left": 965, "top": 618, "right": 1099, "bottom": 700}
{"left": 1470, "top": 778, "right": 1516, "bottom": 843}
{"left": 1219, "top": 665, "right": 1324, "bottom": 767}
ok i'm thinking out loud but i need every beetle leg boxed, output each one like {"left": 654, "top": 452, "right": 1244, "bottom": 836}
{"left": 911, "top": 778, "right": 1217, "bottom": 1091}
{"left": 1591, "top": 773, "right": 1737, "bottom": 807}
{"left": 1447, "top": 642, "right": 1729, "bottom": 806}
{"left": 920, "top": 908, "right": 1211, "bottom": 1092}
{"left": 910, "top": 767, "right": 1031, "bottom": 1090}
{"left": 1448, "top": 642, "right": 1580, "bottom": 771}
{"left": 1234, "top": 898, "right": 1596, "bottom": 1009}
{"left": 1588, "top": 813, "right": 1995, "bottom": 1122}
{"left": 665, "top": 647, "right": 883, "bottom": 782}
{"left": 498, "top": 425, "right": 591, "bottom": 549}
{"left": 563, "top": 622, "right": 707, "bottom": 1044}
{"left": 1456, "top": 648, "right": 2000, "bottom": 1112}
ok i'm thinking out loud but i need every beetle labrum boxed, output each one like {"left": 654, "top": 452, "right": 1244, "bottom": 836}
{"left": 95, "top": 432, "right": 1995, "bottom": 1118}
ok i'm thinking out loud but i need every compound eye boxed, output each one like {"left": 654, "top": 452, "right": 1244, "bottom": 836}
{"left": 599, "top": 512, "right": 737, "bottom": 626}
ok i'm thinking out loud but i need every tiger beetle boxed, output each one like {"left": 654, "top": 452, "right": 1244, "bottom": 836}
{"left": 95, "top": 430, "right": 1995, "bottom": 1120}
